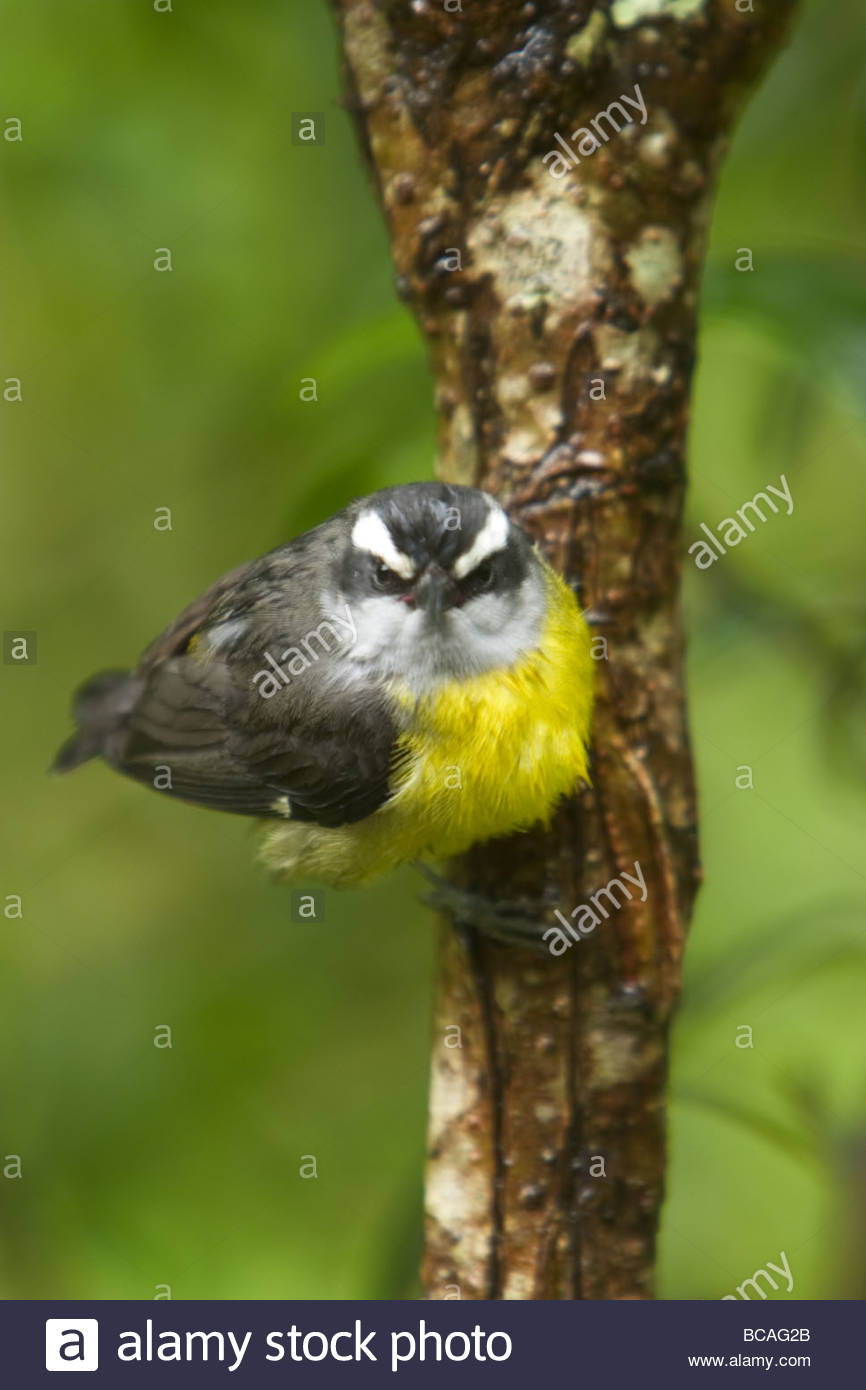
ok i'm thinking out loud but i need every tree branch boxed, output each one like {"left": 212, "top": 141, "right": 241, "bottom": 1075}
{"left": 329, "top": 0, "right": 799, "bottom": 1299}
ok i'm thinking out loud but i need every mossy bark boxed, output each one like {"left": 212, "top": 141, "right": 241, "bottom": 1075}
{"left": 329, "top": 0, "right": 798, "bottom": 1299}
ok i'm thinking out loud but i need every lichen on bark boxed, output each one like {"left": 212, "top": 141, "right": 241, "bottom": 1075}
{"left": 329, "top": 0, "right": 799, "bottom": 1300}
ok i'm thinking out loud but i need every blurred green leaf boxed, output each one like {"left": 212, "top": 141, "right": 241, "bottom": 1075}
{"left": 703, "top": 256, "right": 866, "bottom": 413}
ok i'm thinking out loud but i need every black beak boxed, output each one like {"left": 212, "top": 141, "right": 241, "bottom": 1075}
{"left": 414, "top": 565, "right": 458, "bottom": 623}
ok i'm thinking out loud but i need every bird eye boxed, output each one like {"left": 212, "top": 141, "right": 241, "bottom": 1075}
{"left": 473, "top": 558, "right": 496, "bottom": 591}
{"left": 372, "top": 561, "right": 401, "bottom": 592}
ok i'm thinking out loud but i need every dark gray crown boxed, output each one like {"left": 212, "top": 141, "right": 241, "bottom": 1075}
{"left": 344, "top": 482, "right": 533, "bottom": 590}
{"left": 363, "top": 483, "right": 499, "bottom": 570}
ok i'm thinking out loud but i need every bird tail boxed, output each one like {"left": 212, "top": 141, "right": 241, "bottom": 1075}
{"left": 52, "top": 670, "right": 137, "bottom": 774}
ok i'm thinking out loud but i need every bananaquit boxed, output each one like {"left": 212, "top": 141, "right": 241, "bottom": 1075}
{"left": 54, "top": 483, "right": 595, "bottom": 887}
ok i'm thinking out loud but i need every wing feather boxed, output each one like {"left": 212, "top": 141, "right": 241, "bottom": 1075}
{"left": 65, "top": 523, "right": 402, "bottom": 827}
{"left": 109, "top": 652, "right": 399, "bottom": 826}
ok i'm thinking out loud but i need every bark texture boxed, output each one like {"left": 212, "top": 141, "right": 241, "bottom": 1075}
{"left": 328, "top": 0, "right": 798, "bottom": 1299}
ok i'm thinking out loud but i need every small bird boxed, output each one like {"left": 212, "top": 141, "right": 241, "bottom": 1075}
{"left": 54, "top": 483, "right": 594, "bottom": 887}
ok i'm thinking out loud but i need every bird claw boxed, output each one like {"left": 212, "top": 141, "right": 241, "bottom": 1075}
{"left": 413, "top": 862, "right": 552, "bottom": 951}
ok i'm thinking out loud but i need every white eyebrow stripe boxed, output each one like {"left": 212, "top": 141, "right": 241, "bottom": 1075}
{"left": 351, "top": 510, "right": 416, "bottom": 580}
{"left": 453, "top": 507, "right": 510, "bottom": 578}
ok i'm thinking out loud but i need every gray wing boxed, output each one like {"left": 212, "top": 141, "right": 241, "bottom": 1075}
{"left": 114, "top": 651, "right": 401, "bottom": 826}
{"left": 56, "top": 520, "right": 403, "bottom": 826}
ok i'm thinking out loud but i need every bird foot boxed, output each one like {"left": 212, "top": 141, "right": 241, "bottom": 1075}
{"left": 413, "top": 862, "right": 552, "bottom": 951}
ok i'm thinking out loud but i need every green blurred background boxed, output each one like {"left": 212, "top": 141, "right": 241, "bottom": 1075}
{"left": 1, "top": 0, "right": 864, "bottom": 1300}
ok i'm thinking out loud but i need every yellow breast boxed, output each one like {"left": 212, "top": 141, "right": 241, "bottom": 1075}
{"left": 387, "top": 566, "right": 594, "bottom": 856}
